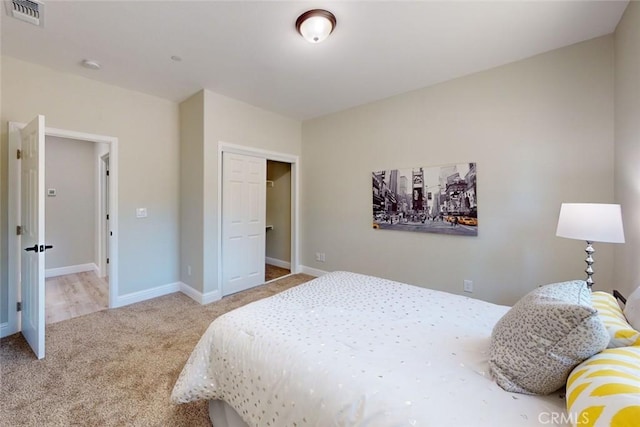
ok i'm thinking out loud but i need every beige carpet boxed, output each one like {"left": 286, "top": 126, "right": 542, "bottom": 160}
{"left": 0, "top": 274, "right": 314, "bottom": 426}
{"left": 265, "top": 264, "right": 290, "bottom": 282}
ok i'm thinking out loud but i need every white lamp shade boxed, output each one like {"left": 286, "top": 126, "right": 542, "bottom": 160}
{"left": 556, "top": 203, "right": 625, "bottom": 243}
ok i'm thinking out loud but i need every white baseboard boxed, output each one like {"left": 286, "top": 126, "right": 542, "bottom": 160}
{"left": 179, "top": 282, "right": 222, "bottom": 305}
{"left": 45, "top": 263, "right": 98, "bottom": 278}
{"left": 265, "top": 257, "right": 291, "bottom": 270}
{"left": 300, "top": 265, "right": 330, "bottom": 277}
{"left": 114, "top": 281, "right": 181, "bottom": 308}
{"left": 4, "top": 280, "right": 221, "bottom": 337}
{"left": 1, "top": 322, "right": 19, "bottom": 339}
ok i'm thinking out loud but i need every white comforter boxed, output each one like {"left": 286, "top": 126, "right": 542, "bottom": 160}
{"left": 171, "top": 271, "right": 568, "bottom": 426}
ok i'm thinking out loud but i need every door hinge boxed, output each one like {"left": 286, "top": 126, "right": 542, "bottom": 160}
{"left": 17, "top": 302, "right": 22, "bottom": 312}
{"left": 106, "top": 170, "right": 110, "bottom": 176}
{"left": 106, "top": 214, "right": 109, "bottom": 220}
{"left": 17, "top": 149, "right": 22, "bottom": 159}
{"left": 16, "top": 225, "right": 23, "bottom": 235}
{"left": 106, "top": 258, "right": 110, "bottom": 264}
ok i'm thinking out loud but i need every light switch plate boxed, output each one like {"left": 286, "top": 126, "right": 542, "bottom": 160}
{"left": 136, "top": 208, "right": 148, "bottom": 218}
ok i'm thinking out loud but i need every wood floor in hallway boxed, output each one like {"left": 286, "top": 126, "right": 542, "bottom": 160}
{"left": 45, "top": 266, "right": 287, "bottom": 325}
{"left": 45, "top": 271, "right": 109, "bottom": 324}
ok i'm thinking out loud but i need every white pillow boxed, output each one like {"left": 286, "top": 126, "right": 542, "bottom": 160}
{"left": 623, "top": 286, "right": 640, "bottom": 331}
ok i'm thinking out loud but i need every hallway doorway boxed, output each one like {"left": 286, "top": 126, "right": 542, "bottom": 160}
{"left": 45, "top": 271, "right": 108, "bottom": 324}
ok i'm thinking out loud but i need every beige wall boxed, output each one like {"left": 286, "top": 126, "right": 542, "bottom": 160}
{"left": 266, "top": 160, "right": 292, "bottom": 264}
{"left": 1, "top": 57, "right": 180, "bottom": 322}
{"left": 201, "top": 90, "right": 301, "bottom": 295}
{"left": 301, "top": 36, "right": 616, "bottom": 305}
{"left": 0, "top": 58, "right": 6, "bottom": 322}
{"left": 1, "top": 18, "right": 631, "bottom": 322}
{"left": 179, "top": 92, "right": 205, "bottom": 291}
{"left": 45, "top": 136, "right": 96, "bottom": 269}
{"left": 614, "top": 1, "right": 640, "bottom": 297}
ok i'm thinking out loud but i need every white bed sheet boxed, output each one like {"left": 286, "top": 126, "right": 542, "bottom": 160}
{"left": 172, "top": 271, "right": 568, "bottom": 426}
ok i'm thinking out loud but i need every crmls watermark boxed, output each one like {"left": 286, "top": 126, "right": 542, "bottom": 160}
{"left": 538, "top": 412, "right": 589, "bottom": 425}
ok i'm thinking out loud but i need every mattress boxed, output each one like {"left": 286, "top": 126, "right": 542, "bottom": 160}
{"left": 172, "top": 271, "right": 568, "bottom": 426}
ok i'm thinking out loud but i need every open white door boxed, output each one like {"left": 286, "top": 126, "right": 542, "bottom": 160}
{"left": 104, "top": 155, "right": 110, "bottom": 276}
{"left": 20, "top": 115, "right": 46, "bottom": 359}
{"left": 222, "top": 152, "right": 266, "bottom": 296}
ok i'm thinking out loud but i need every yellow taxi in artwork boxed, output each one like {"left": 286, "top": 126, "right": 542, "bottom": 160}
{"left": 458, "top": 216, "right": 478, "bottom": 226}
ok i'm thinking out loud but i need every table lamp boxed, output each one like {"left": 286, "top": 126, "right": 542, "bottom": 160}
{"left": 556, "top": 203, "right": 625, "bottom": 289}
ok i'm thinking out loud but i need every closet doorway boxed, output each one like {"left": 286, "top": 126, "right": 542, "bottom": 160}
{"left": 218, "top": 143, "right": 299, "bottom": 297}
{"left": 265, "top": 160, "right": 292, "bottom": 282}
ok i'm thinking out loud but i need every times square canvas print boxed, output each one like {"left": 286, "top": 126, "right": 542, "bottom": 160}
{"left": 372, "top": 162, "right": 477, "bottom": 236}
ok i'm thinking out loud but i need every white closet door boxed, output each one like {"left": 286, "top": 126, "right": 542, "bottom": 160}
{"left": 222, "top": 152, "right": 266, "bottom": 296}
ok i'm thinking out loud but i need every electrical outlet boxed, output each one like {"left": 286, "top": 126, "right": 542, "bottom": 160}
{"left": 187, "top": 265, "right": 192, "bottom": 276}
{"left": 463, "top": 279, "right": 473, "bottom": 293}
{"left": 315, "top": 252, "right": 326, "bottom": 262}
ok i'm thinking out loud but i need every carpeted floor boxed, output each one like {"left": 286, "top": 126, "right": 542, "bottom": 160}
{"left": 265, "top": 264, "right": 290, "bottom": 282}
{"left": 0, "top": 274, "right": 314, "bottom": 426}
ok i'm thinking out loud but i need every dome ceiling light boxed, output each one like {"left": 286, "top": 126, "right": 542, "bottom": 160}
{"left": 295, "top": 9, "right": 336, "bottom": 43}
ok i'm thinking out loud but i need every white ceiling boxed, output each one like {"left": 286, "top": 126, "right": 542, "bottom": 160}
{"left": 1, "top": 1, "right": 629, "bottom": 120}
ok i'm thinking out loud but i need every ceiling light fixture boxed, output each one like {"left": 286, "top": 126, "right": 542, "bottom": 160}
{"left": 295, "top": 9, "right": 336, "bottom": 43}
{"left": 81, "top": 59, "right": 101, "bottom": 70}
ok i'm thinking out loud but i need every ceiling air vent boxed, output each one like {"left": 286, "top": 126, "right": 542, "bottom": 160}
{"left": 6, "top": 0, "right": 44, "bottom": 27}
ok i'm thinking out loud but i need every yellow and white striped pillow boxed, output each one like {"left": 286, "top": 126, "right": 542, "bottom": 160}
{"left": 592, "top": 292, "right": 640, "bottom": 348}
{"left": 566, "top": 347, "right": 640, "bottom": 427}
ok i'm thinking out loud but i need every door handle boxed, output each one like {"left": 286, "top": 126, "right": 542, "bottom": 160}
{"left": 24, "top": 244, "right": 53, "bottom": 252}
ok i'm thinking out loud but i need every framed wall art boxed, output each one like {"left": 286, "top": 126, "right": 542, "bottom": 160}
{"left": 372, "top": 162, "right": 477, "bottom": 236}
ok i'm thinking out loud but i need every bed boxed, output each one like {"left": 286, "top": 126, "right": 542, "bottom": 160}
{"left": 172, "top": 271, "right": 570, "bottom": 426}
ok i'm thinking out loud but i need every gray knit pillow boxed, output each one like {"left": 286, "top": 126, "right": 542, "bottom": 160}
{"left": 489, "top": 280, "right": 609, "bottom": 395}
